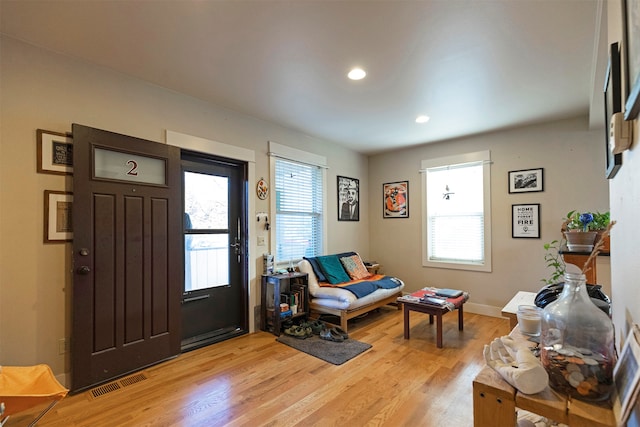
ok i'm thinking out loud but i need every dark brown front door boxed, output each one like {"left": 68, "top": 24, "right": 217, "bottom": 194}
{"left": 71, "top": 124, "right": 182, "bottom": 392}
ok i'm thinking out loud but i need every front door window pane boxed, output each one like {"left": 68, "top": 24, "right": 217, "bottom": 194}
{"left": 185, "top": 234, "right": 229, "bottom": 291}
{"left": 184, "top": 171, "right": 230, "bottom": 291}
{"left": 184, "top": 172, "right": 228, "bottom": 229}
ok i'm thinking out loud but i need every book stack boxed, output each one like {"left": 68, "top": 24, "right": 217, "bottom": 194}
{"left": 435, "top": 288, "right": 463, "bottom": 298}
{"left": 281, "top": 285, "right": 305, "bottom": 316}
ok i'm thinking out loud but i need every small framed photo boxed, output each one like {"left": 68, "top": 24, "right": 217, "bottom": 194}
{"left": 508, "top": 168, "right": 543, "bottom": 193}
{"left": 512, "top": 203, "right": 540, "bottom": 238}
{"left": 44, "top": 190, "right": 73, "bottom": 243}
{"left": 604, "top": 42, "right": 623, "bottom": 179}
{"left": 623, "top": 0, "right": 640, "bottom": 120}
{"left": 37, "top": 129, "right": 73, "bottom": 175}
{"left": 613, "top": 325, "right": 640, "bottom": 425}
{"left": 383, "top": 181, "right": 409, "bottom": 218}
{"left": 337, "top": 176, "right": 359, "bottom": 221}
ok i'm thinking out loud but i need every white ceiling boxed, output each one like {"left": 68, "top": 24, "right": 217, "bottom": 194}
{"left": 0, "top": 0, "right": 606, "bottom": 155}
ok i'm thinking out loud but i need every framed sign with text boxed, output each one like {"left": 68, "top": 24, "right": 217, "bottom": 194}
{"left": 512, "top": 203, "right": 540, "bottom": 238}
{"left": 37, "top": 129, "right": 73, "bottom": 175}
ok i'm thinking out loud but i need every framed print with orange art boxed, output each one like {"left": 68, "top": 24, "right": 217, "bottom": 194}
{"left": 383, "top": 181, "right": 408, "bottom": 218}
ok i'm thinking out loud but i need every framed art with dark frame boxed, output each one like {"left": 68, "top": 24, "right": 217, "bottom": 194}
{"left": 623, "top": 0, "right": 640, "bottom": 120}
{"left": 512, "top": 203, "right": 540, "bottom": 238}
{"left": 337, "top": 176, "right": 359, "bottom": 221}
{"left": 37, "top": 129, "right": 73, "bottom": 175}
{"left": 605, "top": 42, "right": 623, "bottom": 179}
{"left": 383, "top": 180, "right": 409, "bottom": 218}
{"left": 508, "top": 168, "right": 543, "bottom": 193}
{"left": 44, "top": 190, "right": 73, "bottom": 243}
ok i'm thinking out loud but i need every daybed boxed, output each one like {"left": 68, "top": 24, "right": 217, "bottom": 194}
{"left": 297, "top": 252, "right": 404, "bottom": 332}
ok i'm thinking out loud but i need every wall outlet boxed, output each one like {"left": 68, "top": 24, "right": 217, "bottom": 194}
{"left": 58, "top": 338, "right": 70, "bottom": 355}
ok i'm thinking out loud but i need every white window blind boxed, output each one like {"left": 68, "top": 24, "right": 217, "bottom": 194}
{"left": 274, "top": 158, "right": 323, "bottom": 263}
{"left": 422, "top": 151, "right": 491, "bottom": 272}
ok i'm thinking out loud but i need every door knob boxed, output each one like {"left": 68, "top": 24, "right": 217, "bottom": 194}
{"left": 77, "top": 266, "right": 91, "bottom": 275}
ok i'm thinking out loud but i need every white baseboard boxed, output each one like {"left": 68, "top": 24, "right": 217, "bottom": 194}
{"left": 463, "top": 302, "right": 504, "bottom": 318}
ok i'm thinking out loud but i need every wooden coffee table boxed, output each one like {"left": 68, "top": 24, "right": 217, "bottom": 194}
{"left": 400, "top": 298, "right": 465, "bottom": 348}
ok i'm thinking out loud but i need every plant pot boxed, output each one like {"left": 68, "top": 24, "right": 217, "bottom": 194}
{"left": 563, "top": 230, "right": 597, "bottom": 252}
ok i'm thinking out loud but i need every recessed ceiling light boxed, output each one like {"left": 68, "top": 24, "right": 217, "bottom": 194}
{"left": 416, "top": 115, "right": 430, "bottom": 123}
{"left": 348, "top": 68, "right": 366, "bottom": 80}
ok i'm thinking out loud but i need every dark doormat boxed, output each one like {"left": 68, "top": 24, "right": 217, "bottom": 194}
{"left": 275, "top": 335, "right": 372, "bottom": 365}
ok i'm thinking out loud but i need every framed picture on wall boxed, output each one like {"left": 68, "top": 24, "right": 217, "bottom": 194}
{"left": 623, "top": 0, "right": 640, "bottom": 120}
{"left": 383, "top": 181, "right": 409, "bottom": 218}
{"left": 44, "top": 190, "right": 73, "bottom": 243}
{"left": 508, "top": 168, "right": 543, "bottom": 193}
{"left": 37, "top": 129, "right": 73, "bottom": 175}
{"left": 604, "top": 42, "right": 623, "bottom": 179}
{"left": 512, "top": 203, "right": 540, "bottom": 238}
{"left": 337, "top": 176, "right": 359, "bottom": 221}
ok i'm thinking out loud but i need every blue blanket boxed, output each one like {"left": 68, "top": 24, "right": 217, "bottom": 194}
{"left": 342, "top": 276, "right": 402, "bottom": 298}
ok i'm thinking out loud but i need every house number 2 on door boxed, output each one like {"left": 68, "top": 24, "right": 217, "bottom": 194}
{"left": 93, "top": 147, "right": 165, "bottom": 185}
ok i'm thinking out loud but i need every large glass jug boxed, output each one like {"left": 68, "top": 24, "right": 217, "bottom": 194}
{"left": 540, "top": 271, "right": 616, "bottom": 401}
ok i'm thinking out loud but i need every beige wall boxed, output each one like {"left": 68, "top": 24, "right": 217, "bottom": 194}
{"left": 368, "top": 117, "right": 610, "bottom": 316}
{"left": 0, "top": 37, "right": 369, "bottom": 380}
{"left": 608, "top": 0, "right": 640, "bottom": 352}
{"left": 3, "top": 2, "right": 637, "bottom": 384}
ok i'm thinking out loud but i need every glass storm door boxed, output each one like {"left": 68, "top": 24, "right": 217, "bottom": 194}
{"left": 180, "top": 154, "right": 248, "bottom": 351}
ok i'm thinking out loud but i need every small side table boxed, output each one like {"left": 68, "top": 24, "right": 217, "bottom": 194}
{"left": 365, "top": 263, "right": 380, "bottom": 275}
{"left": 501, "top": 291, "right": 536, "bottom": 330}
{"left": 399, "top": 294, "right": 466, "bottom": 348}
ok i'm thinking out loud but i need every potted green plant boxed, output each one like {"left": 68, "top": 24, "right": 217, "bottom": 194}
{"left": 563, "top": 210, "right": 598, "bottom": 251}
{"left": 563, "top": 210, "right": 610, "bottom": 252}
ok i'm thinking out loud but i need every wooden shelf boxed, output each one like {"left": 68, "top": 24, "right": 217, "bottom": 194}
{"left": 260, "top": 272, "right": 309, "bottom": 336}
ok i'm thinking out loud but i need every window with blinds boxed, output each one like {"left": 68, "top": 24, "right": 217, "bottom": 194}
{"left": 421, "top": 151, "right": 492, "bottom": 272}
{"left": 274, "top": 158, "right": 323, "bottom": 263}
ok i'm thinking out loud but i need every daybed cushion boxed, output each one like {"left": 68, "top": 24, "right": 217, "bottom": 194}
{"left": 310, "top": 285, "right": 404, "bottom": 311}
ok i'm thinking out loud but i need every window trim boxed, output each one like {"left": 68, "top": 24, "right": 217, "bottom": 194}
{"left": 268, "top": 141, "right": 327, "bottom": 266}
{"left": 421, "top": 150, "right": 492, "bottom": 272}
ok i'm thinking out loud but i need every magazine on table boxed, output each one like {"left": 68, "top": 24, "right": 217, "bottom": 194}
{"left": 435, "top": 288, "right": 463, "bottom": 298}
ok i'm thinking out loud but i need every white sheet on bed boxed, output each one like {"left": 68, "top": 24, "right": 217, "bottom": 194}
{"left": 298, "top": 259, "right": 405, "bottom": 310}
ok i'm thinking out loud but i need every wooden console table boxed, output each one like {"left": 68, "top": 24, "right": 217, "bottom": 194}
{"left": 473, "top": 327, "right": 616, "bottom": 427}
{"left": 560, "top": 246, "right": 610, "bottom": 285}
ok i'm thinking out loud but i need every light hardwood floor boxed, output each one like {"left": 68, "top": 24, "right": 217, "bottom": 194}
{"left": 10, "top": 308, "right": 509, "bottom": 427}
